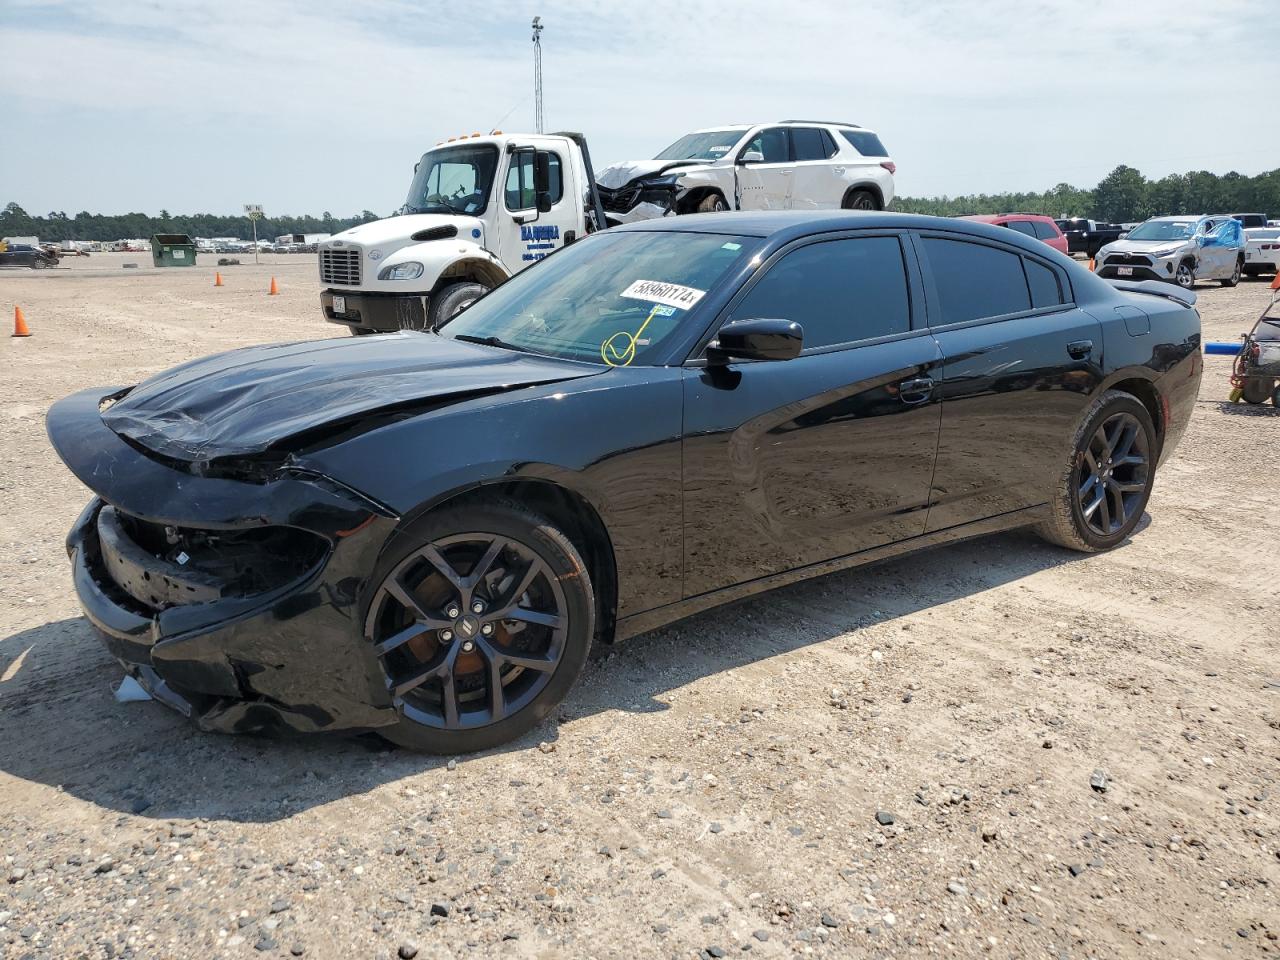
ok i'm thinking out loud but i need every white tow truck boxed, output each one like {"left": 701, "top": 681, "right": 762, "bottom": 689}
{"left": 319, "top": 131, "right": 608, "bottom": 334}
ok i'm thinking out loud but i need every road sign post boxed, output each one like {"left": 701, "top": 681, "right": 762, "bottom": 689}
{"left": 244, "top": 204, "right": 264, "bottom": 265}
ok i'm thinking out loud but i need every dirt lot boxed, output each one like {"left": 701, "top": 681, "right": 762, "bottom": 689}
{"left": 0, "top": 253, "right": 1277, "bottom": 960}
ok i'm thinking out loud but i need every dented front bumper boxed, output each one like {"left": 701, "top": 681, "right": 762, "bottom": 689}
{"left": 51, "top": 387, "right": 400, "bottom": 736}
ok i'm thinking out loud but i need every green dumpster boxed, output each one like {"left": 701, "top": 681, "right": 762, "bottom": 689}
{"left": 151, "top": 234, "right": 197, "bottom": 267}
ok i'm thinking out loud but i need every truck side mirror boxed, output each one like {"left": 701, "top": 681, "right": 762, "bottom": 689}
{"left": 534, "top": 153, "right": 553, "bottom": 213}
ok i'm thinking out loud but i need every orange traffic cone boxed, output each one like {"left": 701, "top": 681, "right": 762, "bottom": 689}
{"left": 1087, "top": 258, "right": 1095, "bottom": 272}
{"left": 1272, "top": 271, "right": 1280, "bottom": 290}
{"left": 214, "top": 272, "right": 224, "bottom": 287}
{"left": 12, "top": 306, "right": 31, "bottom": 338}
{"left": 268, "top": 277, "right": 279, "bottom": 296}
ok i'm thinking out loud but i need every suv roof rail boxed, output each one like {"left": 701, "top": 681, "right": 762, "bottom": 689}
{"left": 778, "top": 120, "right": 863, "bottom": 128}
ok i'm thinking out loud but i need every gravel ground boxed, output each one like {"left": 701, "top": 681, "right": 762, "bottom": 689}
{"left": 0, "top": 254, "right": 1277, "bottom": 959}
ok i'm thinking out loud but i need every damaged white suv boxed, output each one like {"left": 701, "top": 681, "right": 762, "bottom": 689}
{"left": 595, "top": 121, "right": 896, "bottom": 225}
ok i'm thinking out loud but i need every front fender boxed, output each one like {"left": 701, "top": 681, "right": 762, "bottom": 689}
{"left": 366, "top": 239, "right": 510, "bottom": 294}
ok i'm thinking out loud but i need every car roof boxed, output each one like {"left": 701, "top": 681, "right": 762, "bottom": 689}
{"left": 1147, "top": 215, "right": 1206, "bottom": 222}
{"left": 610, "top": 210, "right": 1046, "bottom": 244}
{"left": 690, "top": 120, "right": 876, "bottom": 134}
{"left": 960, "top": 213, "right": 1054, "bottom": 222}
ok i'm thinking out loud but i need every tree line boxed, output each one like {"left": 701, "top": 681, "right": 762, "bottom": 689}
{"left": 0, "top": 203, "right": 382, "bottom": 242}
{"left": 890, "top": 165, "right": 1279, "bottom": 222}
{"left": 4, "top": 165, "right": 1277, "bottom": 241}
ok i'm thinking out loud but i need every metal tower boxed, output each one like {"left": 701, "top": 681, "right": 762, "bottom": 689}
{"left": 531, "top": 16, "right": 544, "bottom": 133}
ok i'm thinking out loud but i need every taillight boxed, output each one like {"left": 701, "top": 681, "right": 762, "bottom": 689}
{"left": 880, "top": 161, "right": 897, "bottom": 174}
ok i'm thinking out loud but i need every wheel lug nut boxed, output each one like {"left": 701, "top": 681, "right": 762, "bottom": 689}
{"left": 445, "top": 605, "right": 460, "bottom": 619}
{"left": 471, "top": 601, "right": 485, "bottom": 615}
{"left": 461, "top": 640, "right": 475, "bottom": 653}
{"left": 480, "top": 623, "right": 494, "bottom": 636}
{"left": 440, "top": 629, "right": 454, "bottom": 642}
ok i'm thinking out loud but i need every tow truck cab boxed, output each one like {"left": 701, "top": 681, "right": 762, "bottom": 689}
{"left": 319, "top": 132, "right": 607, "bottom": 334}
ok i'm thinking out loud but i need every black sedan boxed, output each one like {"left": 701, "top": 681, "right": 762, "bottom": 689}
{"left": 48, "top": 212, "right": 1202, "bottom": 753}
{"left": 0, "top": 244, "right": 58, "bottom": 268}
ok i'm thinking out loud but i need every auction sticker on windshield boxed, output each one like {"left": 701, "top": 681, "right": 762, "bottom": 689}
{"left": 620, "top": 279, "right": 706, "bottom": 311}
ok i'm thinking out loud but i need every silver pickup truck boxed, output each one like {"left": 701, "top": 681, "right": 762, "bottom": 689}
{"left": 1094, "top": 215, "right": 1245, "bottom": 289}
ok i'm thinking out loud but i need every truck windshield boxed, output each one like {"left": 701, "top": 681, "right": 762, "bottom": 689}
{"left": 654, "top": 130, "right": 744, "bottom": 162}
{"left": 1126, "top": 220, "right": 1197, "bottom": 241}
{"left": 404, "top": 145, "right": 499, "bottom": 216}
{"left": 438, "top": 231, "right": 761, "bottom": 366}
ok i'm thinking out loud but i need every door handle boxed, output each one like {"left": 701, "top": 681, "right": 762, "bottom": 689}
{"left": 898, "top": 376, "right": 934, "bottom": 404}
{"left": 1067, "top": 339, "right": 1093, "bottom": 360}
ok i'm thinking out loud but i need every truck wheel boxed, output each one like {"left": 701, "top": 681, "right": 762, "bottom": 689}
{"left": 429, "top": 281, "right": 489, "bottom": 329}
{"left": 696, "top": 193, "right": 728, "bottom": 213}
{"left": 1219, "top": 258, "right": 1242, "bottom": 287}
{"left": 1174, "top": 261, "right": 1195, "bottom": 289}
{"left": 843, "top": 189, "right": 879, "bottom": 211}
{"left": 349, "top": 326, "right": 377, "bottom": 336}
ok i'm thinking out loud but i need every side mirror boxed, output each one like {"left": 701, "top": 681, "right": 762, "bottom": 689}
{"left": 534, "top": 153, "right": 553, "bottom": 213}
{"left": 1118, "top": 231, "right": 1129, "bottom": 239}
{"left": 708, "top": 319, "right": 803, "bottom": 364}
{"left": 738, "top": 150, "right": 765, "bottom": 165}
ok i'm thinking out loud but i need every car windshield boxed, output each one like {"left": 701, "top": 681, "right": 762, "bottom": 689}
{"left": 403, "top": 145, "right": 499, "bottom": 216}
{"left": 439, "top": 230, "right": 760, "bottom": 365}
{"left": 654, "top": 130, "right": 744, "bottom": 162}
{"left": 1126, "top": 220, "right": 1197, "bottom": 241}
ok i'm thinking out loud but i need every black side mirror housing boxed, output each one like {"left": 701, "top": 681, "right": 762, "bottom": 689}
{"left": 708, "top": 318, "right": 803, "bottom": 364}
{"left": 534, "top": 153, "right": 553, "bottom": 212}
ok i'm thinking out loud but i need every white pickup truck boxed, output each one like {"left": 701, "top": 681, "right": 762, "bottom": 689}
{"left": 320, "top": 132, "right": 608, "bottom": 334}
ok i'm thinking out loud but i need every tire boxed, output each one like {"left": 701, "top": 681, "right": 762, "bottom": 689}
{"left": 1036, "top": 390, "right": 1158, "bottom": 553}
{"left": 367, "top": 499, "right": 594, "bottom": 754}
{"left": 428, "top": 281, "right": 489, "bottom": 330}
{"left": 1174, "top": 260, "right": 1195, "bottom": 289}
{"left": 1220, "top": 258, "right": 1242, "bottom": 287}
{"left": 696, "top": 193, "right": 728, "bottom": 213}
{"left": 349, "top": 326, "right": 377, "bottom": 336}
{"left": 1273, "top": 383, "right": 1280, "bottom": 408}
{"left": 843, "top": 189, "right": 879, "bottom": 211}
{"left": 1241, "top": 377, "right": 1273, "bottom": 405}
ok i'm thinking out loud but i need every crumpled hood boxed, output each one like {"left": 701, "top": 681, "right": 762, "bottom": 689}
{"left": 596, "top": 158, "right": 705, "bottom": 190}
{"left": 325, "top": 213, "right": 483, "bottom": 247}
{"left": 102, "top": 333, "right": 601, "bottom": 462}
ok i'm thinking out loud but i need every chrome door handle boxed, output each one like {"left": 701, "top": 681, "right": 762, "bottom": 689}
{"left": 898, "top": 376, "right": 934, "bottom": 404}
{"left": 1067, "top": 339, "right": 1093, "bottom": 360}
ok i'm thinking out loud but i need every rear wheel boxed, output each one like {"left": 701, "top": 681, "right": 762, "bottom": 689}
{"left": 1174, "top": 260, "right": 1195, "bottom": 289}
{"left": 696, "top": 193, "right": 728, "bottom": 213}
{"left": 349, "top": 326, "right": 377, "bottom": 336}
{"left": 367, "top": 500, "right": 594, "bottom": 754}
{"left": 1241, "top": 377, "right": 1274, "bottom": 405}
{"left": 843, "top": 189, "right": 879, "bottom": 211}
{"left": 1220, "top": 258, "right": 1242, "bottom": 287}
{"left": 1037, "top": 391, "right": 1157, "bottom": 553}
{"left": 428, "top": 281, "right": 488, "bottom": 330}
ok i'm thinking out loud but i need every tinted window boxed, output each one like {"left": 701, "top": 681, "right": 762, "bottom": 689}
{"left": 922, "top": 237, "right": 1031, "bottom": 324}
{"left": 839, "top": 130, "right": 889, "bottom": 157}
{"left": 791, "top": 127, "right": 830, "bottom": 162}
{"left": 729, "top": 237, "right": 910, "bottom": 349}
{"left": 1024, "top": 259, "right": 1063, "bottom": 308}
{"left": 744, "top": 127, "right": 789, "bottom": 163}
{"left": 1004, "top": 220, "right": 1038, "bottom": 237}
{"left": 1032, "top": 220, "right": 1059, "bottom": 240}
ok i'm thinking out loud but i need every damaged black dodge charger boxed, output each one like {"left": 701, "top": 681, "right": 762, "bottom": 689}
{"left": 49, "top": 212, "right": 1201, "bottom": 753}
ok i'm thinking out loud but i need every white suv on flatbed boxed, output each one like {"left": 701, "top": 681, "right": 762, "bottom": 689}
{"left": 595, "top": 121, "right": 896, "bottom": 225}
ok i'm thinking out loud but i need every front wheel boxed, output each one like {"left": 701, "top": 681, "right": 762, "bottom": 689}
{"left": 696, "top": 193, "right": 728, "bottom": 213}
{"left": 1241, "top": 377, "right": 1274, "bottom": 405}
{"left": 1174, "top": 261, "right": 1195, "bottom": 289}
{"left": 367, "top": 500, "right": 594, "bottom": 754}
{"left": 428, "top": 281, "right": 489, "bottom": 330}
{"left": 1220, "top": 258, "right": 1242, "bottom": 287}
{"left": 1037, "top": 391, "right": 1157, "bottom": 553}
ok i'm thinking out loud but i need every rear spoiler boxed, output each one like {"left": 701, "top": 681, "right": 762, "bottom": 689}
{"left": 1107, "top": 278, "right": 1197, "bottom": 308}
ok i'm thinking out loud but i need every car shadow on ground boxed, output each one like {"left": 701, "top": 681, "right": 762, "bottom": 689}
{"left": 0, "top": 526, "right": 1111, "bottom": 824}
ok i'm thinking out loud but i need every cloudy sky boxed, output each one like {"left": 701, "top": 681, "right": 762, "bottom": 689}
{"left": 2, "top": 0, "right": 1276, "bottom": 216}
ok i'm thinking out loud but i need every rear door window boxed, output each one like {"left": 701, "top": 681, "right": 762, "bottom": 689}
{"left": 1024, "top": 259, "right": 1064, "bottom": 308}
{"left": 1003, "top": 220, "right": 1038, "bottom": 238}
{"left": 729, "top": 236, "right": 911, "bottom": 349}
{"left": 921, "top": 237, "right": 1032, "bottom": 325}
{"left": 1032, "top": 221, "right": 1059, "bottom": 240}
{"left": 791, "top": 127, "right": 831, "bottom": 162}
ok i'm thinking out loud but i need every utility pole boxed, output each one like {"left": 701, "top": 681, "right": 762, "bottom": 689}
{"left": 531, "top": 16, "right": 544, "bottom": 134}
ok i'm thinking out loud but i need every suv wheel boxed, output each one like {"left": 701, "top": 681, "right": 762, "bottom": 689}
{"left": 1037, "top": 391, "right": 1157, "bottom": 553}
{"left": 697, "top": 193, "right": 728, "bottom": 213}
{"left": 843, "top": 189, "right": 879, "bottom": 211}
{"left": 1174, "top": 261, "right": 1195, "bottom": 289}
{"left": 1220, "top": 258, "right": 1242, "bottom": 287}
{"left": 367, "top": 500, "right": 594, "bottom": 754}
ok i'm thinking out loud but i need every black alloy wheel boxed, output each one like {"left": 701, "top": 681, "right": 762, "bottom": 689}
{"left": 1075, "top": 411, "right": 1151, "bottom": 537}
{"left": 366, "top": 501, "right": 593, "bottom": 753}
{"left": 845, "top": 189, "right": 878, "bottom": 211}
{"left": 1037, "top": 390, "right": 1157, "bottom": 553}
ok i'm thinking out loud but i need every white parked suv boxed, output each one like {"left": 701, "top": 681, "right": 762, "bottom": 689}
{"left": 595, "top": 121, "right": 896, "bottom": 225}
